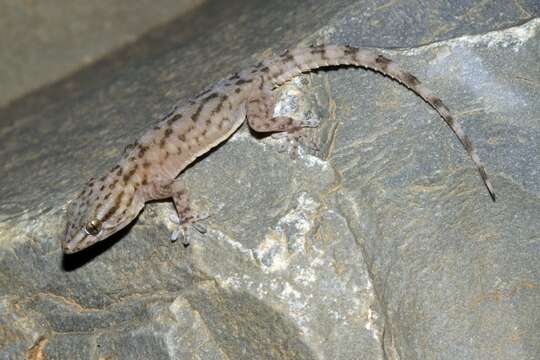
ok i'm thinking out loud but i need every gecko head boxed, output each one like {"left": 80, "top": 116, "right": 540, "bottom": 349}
{"left": 63, "top": 173, "right": 144, "bottom": 254}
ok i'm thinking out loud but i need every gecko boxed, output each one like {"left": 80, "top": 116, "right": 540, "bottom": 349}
{"left": 63, "top": 45, "right": 495, "bottom": 254}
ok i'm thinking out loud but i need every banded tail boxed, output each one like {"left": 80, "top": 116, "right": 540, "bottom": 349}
{"left": 263, "top": 45, "right": 495, "bottom": 201}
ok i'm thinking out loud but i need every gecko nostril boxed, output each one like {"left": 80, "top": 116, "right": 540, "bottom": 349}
{"left": 62, "top": 241, "right": 73, "bottom": 253}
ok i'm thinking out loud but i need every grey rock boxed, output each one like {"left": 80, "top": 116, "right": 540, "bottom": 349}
{"left": 0, "top": 0, "right": 202, "bottom": 107}
{"left": 0, "top": 1, "right": 538, "bottom": 359}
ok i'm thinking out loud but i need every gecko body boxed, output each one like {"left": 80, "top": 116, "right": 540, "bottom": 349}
{"left": 63, "top": 45, "right": 495, "bottom": 254}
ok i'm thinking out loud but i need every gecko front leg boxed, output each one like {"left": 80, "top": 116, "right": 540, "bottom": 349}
{"left": 246, "top": 79, "right": 319, "bottom": 155}
{"left": 155, "top": 179, "right": 208, "bottom": 245}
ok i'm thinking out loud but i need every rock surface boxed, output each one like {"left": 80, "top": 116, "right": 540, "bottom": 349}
{"left": 0, "top": 0, "right": 202, "bottom": 107}
{"left": 0, "top": 1, "right": 538, "bottom": 359}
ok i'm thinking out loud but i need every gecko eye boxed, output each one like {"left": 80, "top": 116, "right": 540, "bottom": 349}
{"left": 84, "top": 219, "right": 102, "bottom": 236}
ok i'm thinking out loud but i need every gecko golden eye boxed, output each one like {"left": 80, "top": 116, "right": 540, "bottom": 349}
{"left": 84, "top": 219, "right": 102, "bottom": 236}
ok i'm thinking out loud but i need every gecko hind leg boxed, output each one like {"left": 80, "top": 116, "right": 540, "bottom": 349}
{"left": 246, "top": 85, "right": 320, "bottom": 156}
{"left": 161, "top": 180, "right": 208, "bottom": 245}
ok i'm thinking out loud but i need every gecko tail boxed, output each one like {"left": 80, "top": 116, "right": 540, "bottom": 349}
{"left": 265, "top": 45, "right": 495, "bottom": 201}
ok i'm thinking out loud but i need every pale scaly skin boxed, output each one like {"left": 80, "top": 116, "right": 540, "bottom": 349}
{"left": 63, "top": 45, "right": 495, "bottom": 254}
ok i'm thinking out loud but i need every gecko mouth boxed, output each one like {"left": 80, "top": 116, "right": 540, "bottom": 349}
{"left": 63, "top": 241, "right": 79, "bottom": 254}
{"left": 63, "top": 230, "right": 92, "bottom": 254}
{"left": 63, "top": 239, "right": 84, "bottom": 254}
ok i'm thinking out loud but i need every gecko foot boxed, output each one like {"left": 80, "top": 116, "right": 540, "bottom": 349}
{"left": 301, "top": 117, "right": 321, "bottom": 128}
{"left": 169, "top": 212, "right": 209, "bottom": 245}
{"left": 271, "top": 119, "right": 320, "bottom": 158}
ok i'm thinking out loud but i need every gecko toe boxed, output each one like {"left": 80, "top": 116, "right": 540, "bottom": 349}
{"left": 170, "top": 227, "right": 184, "bottom": 242}
{"left": 191, "top": 222, "right": 207, "bottom": 234}
{"left": 272, "top": 130, "right": 319, "bottom": 158}
{"left": 302, "top": 117, "right": 320, "bottom": 128}
{"left": 169, "top": 213, "right": 181, "bottom": 224}
{"left": 170, "top": 211, "right": 209, "bottom": 243}
{"left": 189, "top": 212, "right": 208, "bottom": 234}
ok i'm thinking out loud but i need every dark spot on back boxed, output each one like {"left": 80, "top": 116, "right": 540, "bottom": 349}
{"left": 168, "top": 113, "right": 182, "bottom": 125}
{"left": 235, "top": 78, "right": 252, "bottom": 86}
{"left": 344, "top": 46, "right": 358, "bottom": 56}
{"left": 203, "top": 92, "right": 219, "bottom": 102}
{"left": 212, "top": 95, "right": 228, "bottom": 115}
{"left": 281, "top": 54, "right": 294, "bottom": 62}
{"left": 138, "top": 145, "right": 148, "bottom": 158}
{"left": 123, "top": 166, "right": 137, "bottom": 183}
{"left": 431, "top": 97, "right": 445, "bottom": 109}
{"left": 375, "top": 55, "right": 392, "bottom": 70}
{"left": 310, "top": 46, "right": 327, "bottom": 60}
{"left": 192, "top": 103, "right": 203, "bottom": 122}
{"left": 196, "top": 88, "right": 212, "bottom": 99}
{"left": 403, "top": 73, "right": 420, "bottom": 87}
{"left": 427, "top": 96, "right": 451, "bottom": 116}
{"left": 123, "top": 143, "right": 136, "bottom": 154}
{"left": 462, "top": 136, "right": 473, "bottom": 153}
{"left": 102, "top": 191, "right": 124, "bottom": 222}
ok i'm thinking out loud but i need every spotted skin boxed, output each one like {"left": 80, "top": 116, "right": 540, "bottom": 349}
{"left": 63, "top": 45, "right": 495, "bottom": 254}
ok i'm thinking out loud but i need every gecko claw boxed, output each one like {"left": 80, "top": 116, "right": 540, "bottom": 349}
{"left": 169, "top": 211, "right": 209, "bottom": 243}
{"left": 169, "top": 213, "right": 181, "bottom": 224}
{"left": 170, "top": 224, "right": 205, "bottom": 245}
{"left": 170, "top": 228, "right": 183, "bottom": 242}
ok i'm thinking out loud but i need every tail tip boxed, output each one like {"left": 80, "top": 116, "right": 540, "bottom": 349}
{"left": 485, "top": 180, "right": 496, "bottom": 202}
{"left": 489, "top": 190, "right": 496, "bottom": 202}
